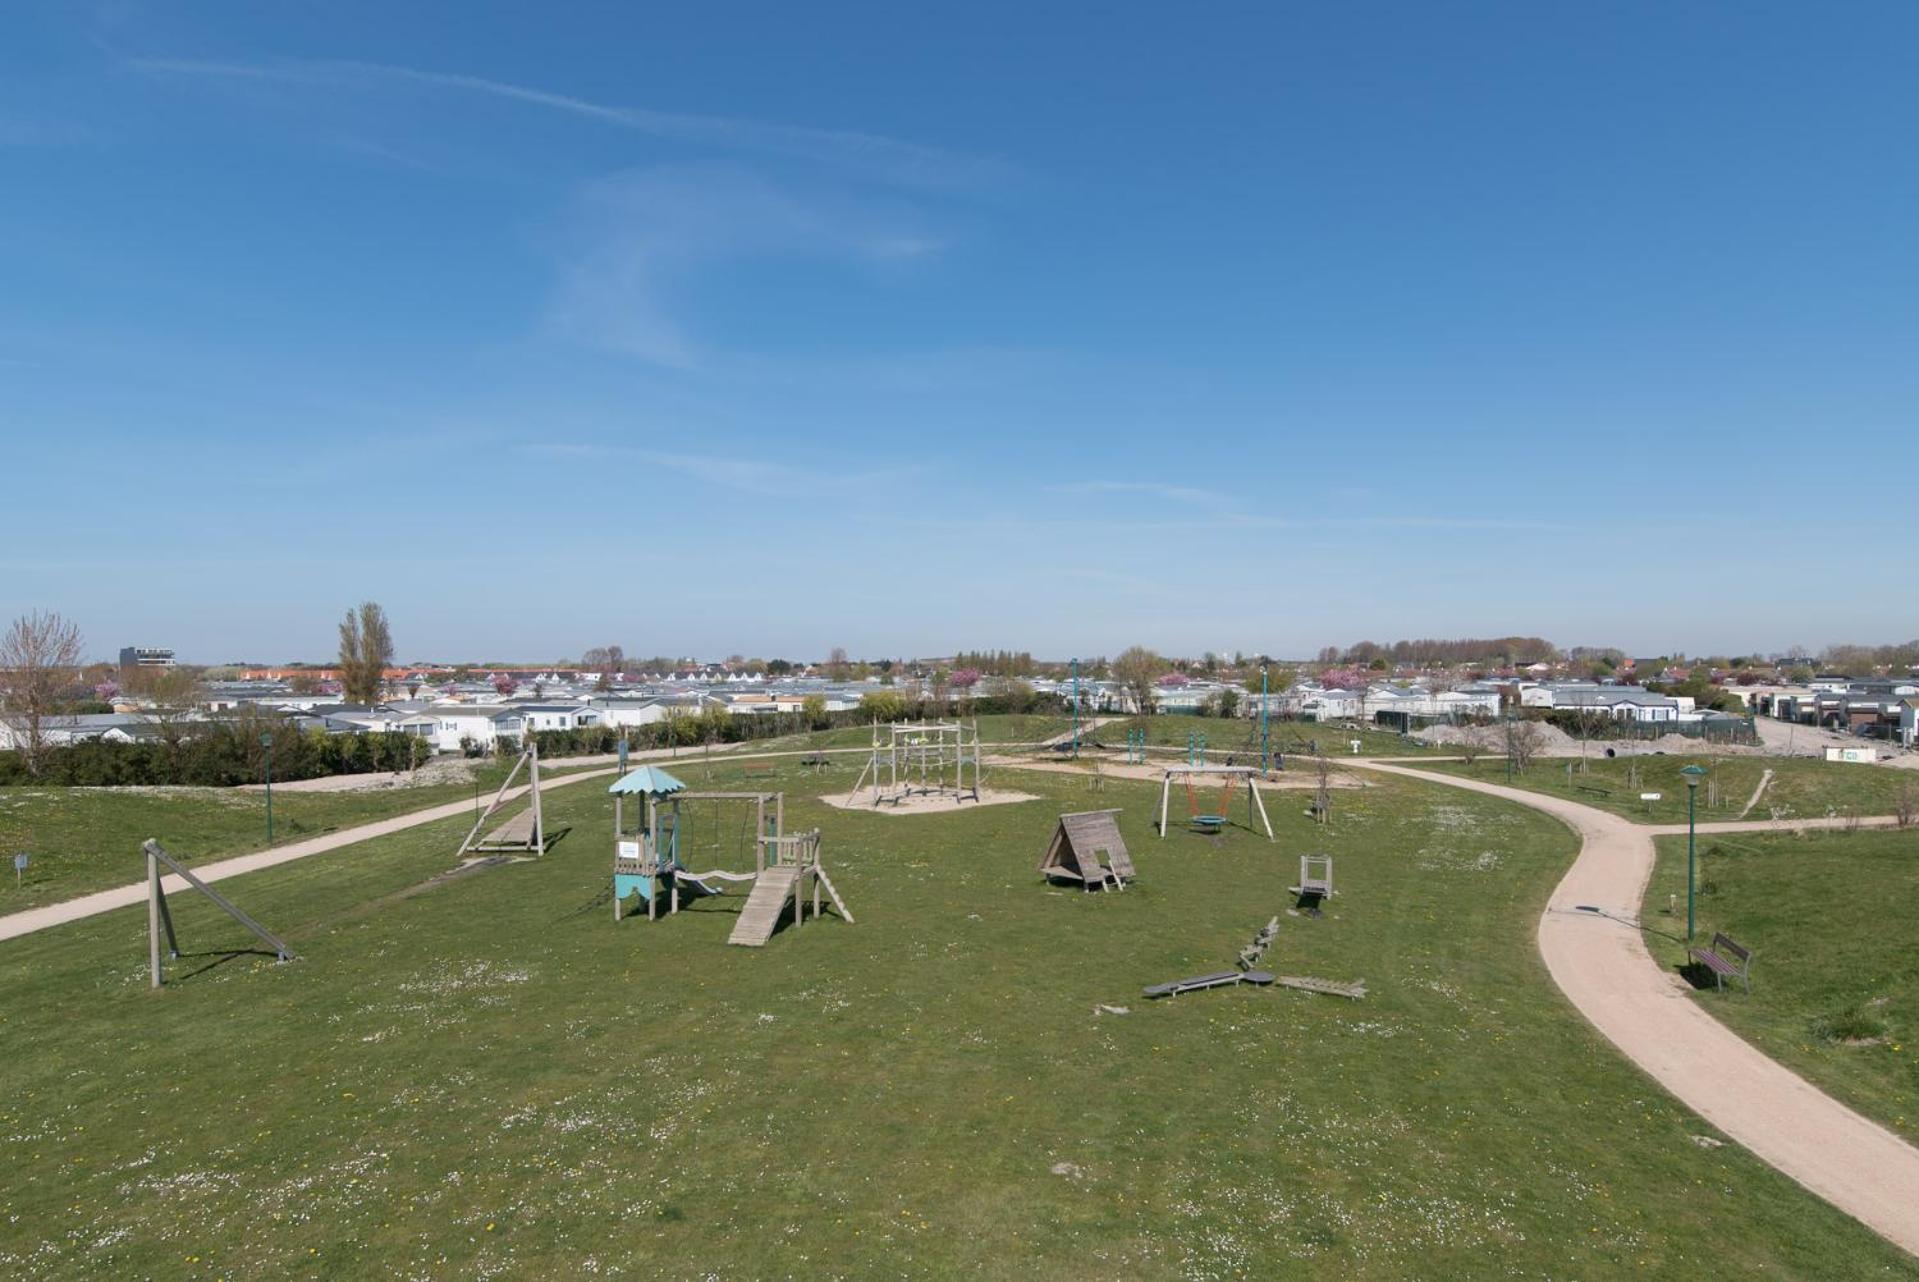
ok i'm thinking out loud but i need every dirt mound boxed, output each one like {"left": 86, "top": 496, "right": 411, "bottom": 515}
{"left": 1414, "top": 722, "right": 1581, "bottom": 755}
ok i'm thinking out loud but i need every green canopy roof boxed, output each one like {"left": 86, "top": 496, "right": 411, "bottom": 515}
{"left": 607, "top": 765, "right": 688, "bottom": 796}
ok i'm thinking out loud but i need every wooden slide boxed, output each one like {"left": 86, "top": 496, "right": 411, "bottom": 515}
{"left": 727, "top": 865, "right": 800, "bottom": 947}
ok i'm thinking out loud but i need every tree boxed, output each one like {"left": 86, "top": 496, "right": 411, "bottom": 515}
{"left": 1210, "top": 689, "right": 1241, "bottom": 719}
{"left": 801, "top": 694, "right": 828, "bottom": 729}
{"left": 0, "top": 610, "right": 85, "bottom": 777}
{"left": 1112, "top": 646, "right": 1165, "bottom": 713}
{"left": 140, "top": 666, "right": 206, "bottom": 751}
{"left": 582, "top": 644, "right": 625, "bottom": 689}
{"left": 1456, "top": 726, "right": 1486, "bottom": 766}
{"left": 493, "top": 675, "right": 519, "bottom": 697}
{"left": 826, "top": 647, "right": 850, "bottom": 680}
{"left": 1503, "top": 718, "right": 1545, "bottom": 774}
{"left": 337, "top": 602, "right": 394, "bottom": 705}
{"left": 861, "top": 690, "right": 907, "bottom": 722}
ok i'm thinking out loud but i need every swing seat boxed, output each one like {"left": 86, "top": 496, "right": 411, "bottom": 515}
{"left": 1190, "top": 814, "right": 1226, "bottom": 832}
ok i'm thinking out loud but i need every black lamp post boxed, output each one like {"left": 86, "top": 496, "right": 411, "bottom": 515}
{"left": 1681, "top": 764, "right": 1708, "bottom": 940}
{"left": 261, "top": 731, "right": 275, "bottom": 845}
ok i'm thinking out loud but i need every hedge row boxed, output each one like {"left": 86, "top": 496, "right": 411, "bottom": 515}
{"left": 0, "top": 691, "right": 1072, "bottom": 787}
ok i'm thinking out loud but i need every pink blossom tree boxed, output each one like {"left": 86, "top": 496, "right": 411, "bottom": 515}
{"left": 493, "top": 675, "right": 520, "bottom": 696}
{"left": 1318, "top": 666, "right": 1370, "bottom": 691}
{"left": 93, "top": 680, "right": 120, "bottom": 703}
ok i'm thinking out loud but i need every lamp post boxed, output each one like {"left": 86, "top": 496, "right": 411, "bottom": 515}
{"left": 1071, "top": 657, "right": 1081, "bottom": 759}
{"left": 1681, "top": 764, "right": 1708, "bottom": 941}
{"left": 1260, "top": 663, "right": 1270, "bottom": 771}
{"left": 261, "top": 731, "right": 275, "bottom": 846}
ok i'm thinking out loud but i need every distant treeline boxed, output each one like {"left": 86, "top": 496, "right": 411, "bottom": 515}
{"left": 1317, "top": 637, "right": 1560, "bottom": 667}
{"left": 949, "top": 650, "right": 1040, "bottom": 678}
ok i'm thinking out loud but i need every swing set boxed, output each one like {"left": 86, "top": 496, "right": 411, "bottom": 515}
{"left": 1155, "top": 765, "right": 1275, "bottom": 840}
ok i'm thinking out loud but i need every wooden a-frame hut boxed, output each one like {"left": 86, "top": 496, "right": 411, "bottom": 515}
{"left": 1037, "top": 809, "right": 1135, "bottom": 891}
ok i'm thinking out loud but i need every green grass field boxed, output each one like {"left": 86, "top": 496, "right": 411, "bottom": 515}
{"left": 1428, "top": 755, "right": 1916, "bottom": 824}
{"left": 747, "top": 713, "right": 1075, "bottom": 753}
{"left": 1099, "top": 716, "right": 1429, "bottom": 759}
{"left": 1641, "top": 826, "right": 1919, "bottom": 1136}
{"left": 0, "top": 761, "right": 1910, "bottom": 1277}
{"left": 0, "top": 761, "right": 605, "bottom": 911}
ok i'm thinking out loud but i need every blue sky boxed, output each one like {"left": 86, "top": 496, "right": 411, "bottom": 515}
{"left": 3, "top": 3, "right": 1916, "bottom": 664}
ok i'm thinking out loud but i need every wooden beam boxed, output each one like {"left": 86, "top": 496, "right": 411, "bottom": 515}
{"left": 1249, "top": 776, "right": 1275, "bottom": 840}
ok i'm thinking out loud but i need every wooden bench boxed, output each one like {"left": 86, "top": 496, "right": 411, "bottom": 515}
{"left": 1573, "top": 784, "right": 1611, "bottom": 797}
{"left": 1690, "top": 932, "right": 1754, "bottom": 994}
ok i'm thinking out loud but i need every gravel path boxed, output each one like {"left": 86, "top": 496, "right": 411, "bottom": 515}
{"left": 1350, "top": 758, "right": 1919, "bottom": 1257}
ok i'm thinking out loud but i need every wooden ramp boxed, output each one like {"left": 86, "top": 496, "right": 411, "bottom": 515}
{"left": 727, "top": 865, "right": 799, "bottom": 947}
{"left": 475, "top": 807, "right": 539, "bottom": 850}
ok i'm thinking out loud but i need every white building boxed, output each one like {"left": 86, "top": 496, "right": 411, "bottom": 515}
{"left": 428, "top": 705, "right": 527, "bottom": 753}
{"left": 589, "top": 696, "right": 670, "bottom": 729}
{"left": 511, "top": 703, "right": 604, "bottom": 734}
{"left": 1547, "top": 686, "right": 1682, "bottom": 722}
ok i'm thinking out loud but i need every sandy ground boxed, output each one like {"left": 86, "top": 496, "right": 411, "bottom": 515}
{"left": 1350, "top": 758, "right": 1919, "bottom": 1257}
{"left": 1752, "top": 715, "right": 1919, "bottom": 767}
{"left": 240, "top": 756, "right": 482, "bottom": 794}
{"left": 817, "top": 787, "right": 1040, "bottom": 816}
{"left": 0, "top": 766, "right": 622, "bottom": 945}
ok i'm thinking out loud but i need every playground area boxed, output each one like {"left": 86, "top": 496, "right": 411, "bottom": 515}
{"left": 0, "top": 754, "right": 1910, "bottom": 1279}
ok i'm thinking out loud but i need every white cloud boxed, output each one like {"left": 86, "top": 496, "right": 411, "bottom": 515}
{"left": 1050, "top": 479, "right": 1229, "bottom": 506}
{"left": 130, "top": 57, "right": 998, "bottom": 190}
{"left": 527, "top": 442, "right": 922, "bottom": 497}
{"left": 546, "top": 163, "right": 942, "bottom": 367}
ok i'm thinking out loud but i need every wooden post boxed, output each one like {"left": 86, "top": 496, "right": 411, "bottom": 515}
{"left": 147, "top": 843, "right": 163, "bottom": 989}
{"left": 1158, "top": 770, "right": 1174, "bottom": 838}
{"left": 142, "top": 840, "right": 294, "bottom": 981}
{"left": 528, "top": 738, "right": 544, "bottom": 852}
{"left": 1249, "top": 776, "right": 1275, "bottom": 840}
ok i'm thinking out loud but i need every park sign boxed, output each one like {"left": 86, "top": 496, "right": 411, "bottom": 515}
{"left": 12, "top": 852, "right": 26, "bottom": 886}
{"left": 1640, "top": 793, "right": 1662, "bottom": 802}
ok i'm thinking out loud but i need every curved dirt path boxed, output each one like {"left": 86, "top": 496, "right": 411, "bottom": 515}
{"left": 1351, "top": 759, "right": 1919, "bottom": 1257}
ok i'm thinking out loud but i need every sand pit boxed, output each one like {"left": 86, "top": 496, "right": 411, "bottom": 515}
{"left": 818, "top": 787, "right": 1041, "bottom": 816}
